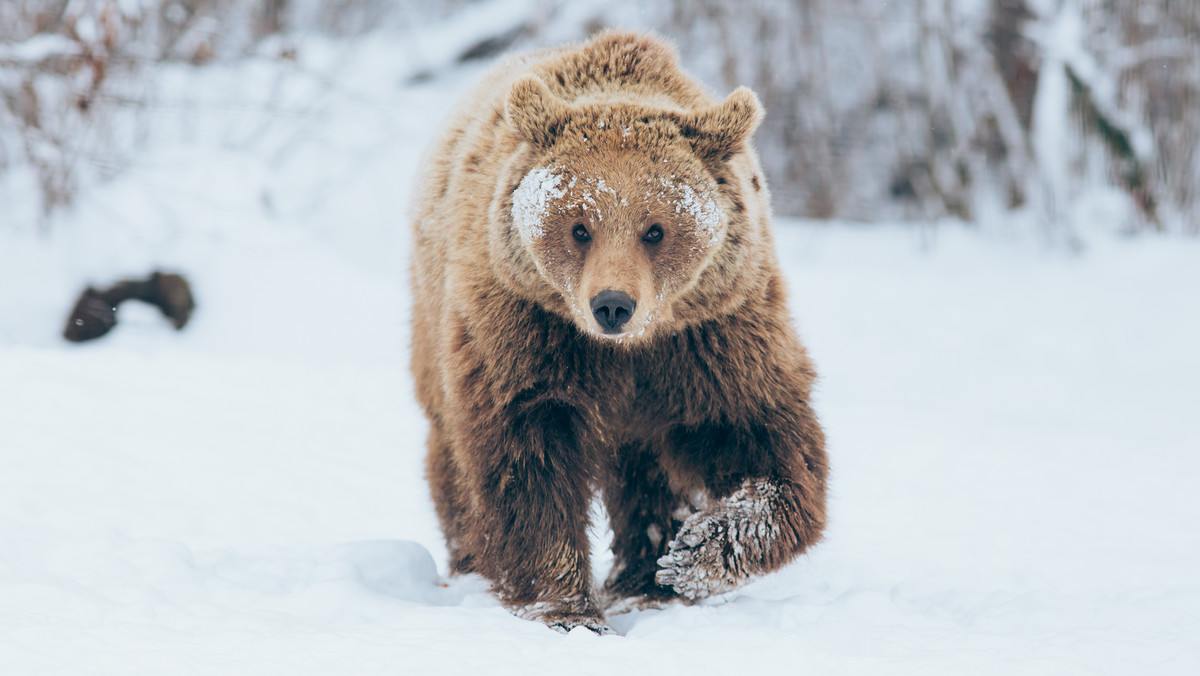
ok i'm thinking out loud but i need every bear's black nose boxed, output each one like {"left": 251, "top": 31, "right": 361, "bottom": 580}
{"left": 590, "top": 290, "right": 636, "bottom": 333}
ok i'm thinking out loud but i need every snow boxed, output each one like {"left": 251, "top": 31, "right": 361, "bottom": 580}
{"left": 0, "top": 34, "right": 81, "bottom": 63}
{"left": 513, "top": 167, "right": 566, "bottom": 241}
{"left": 657, "top": 177, "right": 722, "bottom": 248}
{"left": 3, "top": 24, "right": 1200, "bottom": 676}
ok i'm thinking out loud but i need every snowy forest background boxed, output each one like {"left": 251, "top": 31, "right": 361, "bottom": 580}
{"left": 2, "top": 0, "right": 1198, "bottom": 237}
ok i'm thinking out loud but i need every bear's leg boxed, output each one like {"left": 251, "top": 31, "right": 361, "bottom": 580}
{"left": 425, "top": 424, "right": 474, "bottom": 574}
{"left": 457, "top": 401, "right": 610, "bottom": 634}
{"left": 655, "top": 405, "right": 828, "bottom": 601}
{"left": 599, "top": 443, "right": 685, "bottom": 613}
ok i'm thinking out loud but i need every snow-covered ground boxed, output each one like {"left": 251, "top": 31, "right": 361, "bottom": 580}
{"left": 2, "top": 29, "right": 1199, "bottom": 676}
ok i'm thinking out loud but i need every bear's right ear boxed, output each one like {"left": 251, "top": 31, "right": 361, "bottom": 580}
{"left": 506, "top": 76, "right": 570, "bottom": 148}
{"left": 670, "top": 87, "right": 764, "bottom": 161}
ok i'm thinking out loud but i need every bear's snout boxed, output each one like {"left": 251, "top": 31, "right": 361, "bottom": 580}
{"left": 590, "top": 290, "right": 636, "bottom": 334}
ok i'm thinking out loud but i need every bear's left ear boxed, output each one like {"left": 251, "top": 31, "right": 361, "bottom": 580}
{"left": 671, "top": 87, "right": 764, "bottom": 161}
{"left": 506, "top": 76, "right": 571, "bottom": 148}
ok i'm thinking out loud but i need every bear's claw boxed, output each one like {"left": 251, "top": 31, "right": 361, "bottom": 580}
{"left": 547, "top": 616, "right": 616, "bottom": 635}
{"left": 655, "top": 512, "right": 740, "bottom": 600}
{"left": 516, "top": 595, "right": 613, "bottom": 635}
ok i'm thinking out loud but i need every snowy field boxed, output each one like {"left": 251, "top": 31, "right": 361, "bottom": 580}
{"left": 3, "top": 27, "right": 1200, "bottom": 676}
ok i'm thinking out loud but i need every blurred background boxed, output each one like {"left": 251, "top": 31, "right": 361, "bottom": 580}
{"left": 2, "top": 0, "right": 1197, "bottom": 238}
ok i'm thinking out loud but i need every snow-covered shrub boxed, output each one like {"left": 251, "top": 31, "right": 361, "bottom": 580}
{"left": 3, "top": 1, "right": 134, "bottom": 219}
{"left": 0, "top": 0, "right": 295, "bottom": 223}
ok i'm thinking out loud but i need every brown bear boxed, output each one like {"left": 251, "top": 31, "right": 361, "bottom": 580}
{"left": 409, "top": 30, "right": 828, "bottom": 634}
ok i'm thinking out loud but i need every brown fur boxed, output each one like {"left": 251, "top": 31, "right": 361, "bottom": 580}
{"left": 410, "top": 31, "right": 827, "bottom": 633}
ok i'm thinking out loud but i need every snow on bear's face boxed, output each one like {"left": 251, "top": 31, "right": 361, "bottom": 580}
{"left": 510, "top": 157, "right": 723, "bottom": 342}
{"left": 504, "top": 77, "right": 762, "bottom": 343}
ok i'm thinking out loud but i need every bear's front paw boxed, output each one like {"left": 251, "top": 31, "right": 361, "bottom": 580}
{"left": 516, "top": 596, "right": 614, "bottom": 635}
{"left": 547, "top": 615, "right": 616, "bottom": 635}
{"left": 655, "top": 480, "right": 783, "bottom": 601}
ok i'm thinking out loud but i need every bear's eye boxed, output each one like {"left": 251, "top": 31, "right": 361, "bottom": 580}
{"left": 572, "top": 223, "right": 591, "bottom": 242}
{"left": 643, "top": 224, "right": 664, "bottom": 244}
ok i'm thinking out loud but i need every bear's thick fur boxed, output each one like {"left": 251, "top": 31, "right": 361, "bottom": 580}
{"left": 410, "top": 31, "right": 828, "bottom": 633}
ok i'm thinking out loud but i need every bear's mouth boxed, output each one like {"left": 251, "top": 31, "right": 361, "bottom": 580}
{"left": 584, "top": 309, "right": 661, "bottom": 343}
{"left": 561, "top": 287, "right": 665, "bottom": 343}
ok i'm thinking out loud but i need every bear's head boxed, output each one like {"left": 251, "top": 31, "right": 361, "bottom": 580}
{"left": 500, "top": 76, "right": 764, "bottom": 344}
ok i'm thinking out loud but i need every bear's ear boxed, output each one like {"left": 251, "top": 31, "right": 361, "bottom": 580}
{"left": 506, "top": 76, "right": 571, "bottom": 148}
{"left": 671, "top": 87, "right": 764, "bottom": 161}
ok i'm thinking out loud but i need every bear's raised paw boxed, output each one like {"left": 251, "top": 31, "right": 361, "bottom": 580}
{"left": 655, "top": 479, "right": 784, "bottom": 601}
